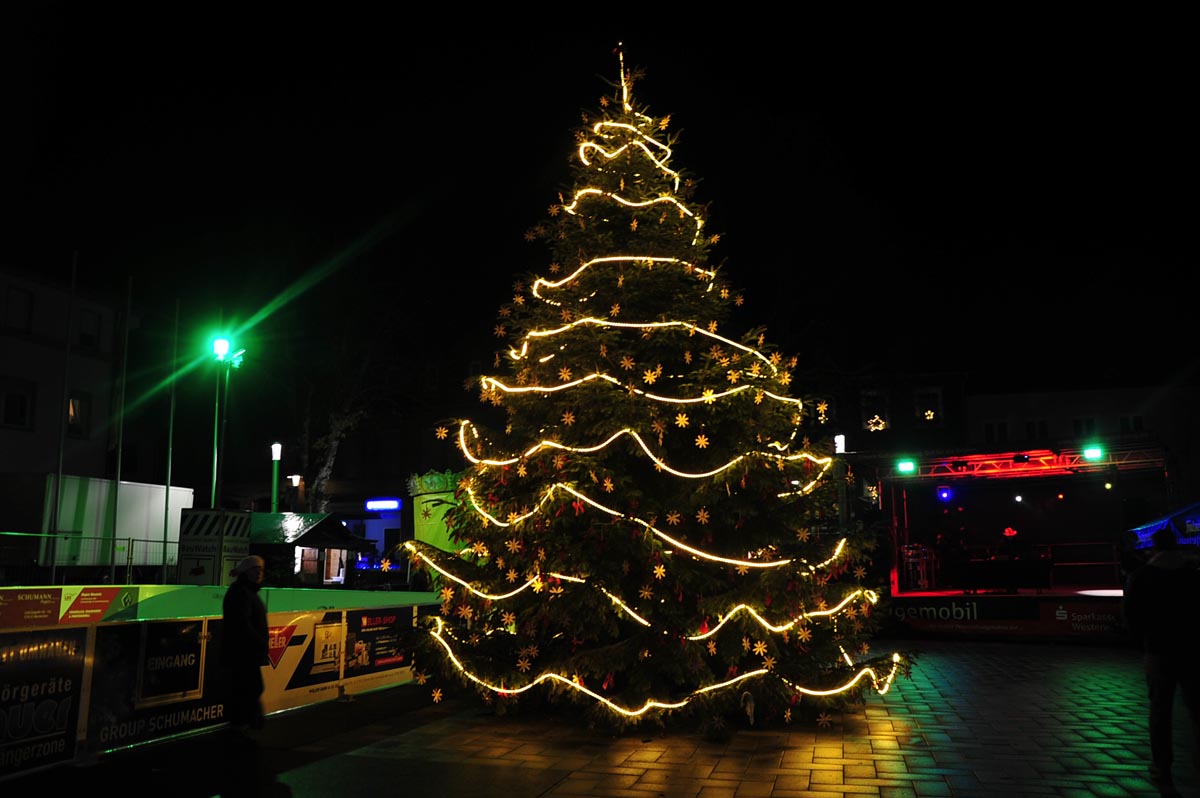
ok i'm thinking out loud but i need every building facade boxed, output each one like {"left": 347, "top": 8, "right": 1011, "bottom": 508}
{"left": 6, "top": 263, "right": 1199, "bottom": 588}
{"left": 1, "top": 265, "right": 128, "bottom": 479}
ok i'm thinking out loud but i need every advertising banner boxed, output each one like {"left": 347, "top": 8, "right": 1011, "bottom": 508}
{"left": 888, "top": 594, "right": 1125, "bottom": 639}
{"left": 87, "top": 620, "right": 224, "bottom": 754}
{"left": 0, "top": 588, "right": 62, "bottom": 628}
{"left": 136, "top": 620, "right": 206, "bottom": 705}
{"left": 0, "top": 626, "right": 88, "bottom": 780}
{"left": 0, "top": 587, "right": 140, "bottom": 629}
{"left": 342, "top": 606, "right": 415, "bottom": 694}
{"left": 261, "top": 610, "right": 346, "bottom": 713}
{"left": 259, "top": 608, "right": 416, "bottom": 711}
{"left": 1, "top": 598, "right": 423, "bottom": 778}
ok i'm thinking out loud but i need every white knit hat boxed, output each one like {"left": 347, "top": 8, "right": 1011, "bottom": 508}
{"left": 232, "top": 555, "right": 264, "bottom": 576}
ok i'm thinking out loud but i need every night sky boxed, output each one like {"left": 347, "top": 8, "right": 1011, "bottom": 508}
{"left": 8, "top": 11, "right": 1197, "bottom": 486}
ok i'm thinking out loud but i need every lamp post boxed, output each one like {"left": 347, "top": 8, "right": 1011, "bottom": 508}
{"left": 210, "top": 337, "right": 245, "bottom": 510}
{"left": 271, "top": 443, "right": 282, "bottom": 513}
{"left": 287, "top": 474, "right": 303, "bottom": 512}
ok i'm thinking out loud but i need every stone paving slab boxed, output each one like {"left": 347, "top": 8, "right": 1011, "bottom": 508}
{"left": 273, "top": 639, "right": 1194, "bottom": 798}
{"left": 6, "top": 639, "right": 1196, "bottom": 797}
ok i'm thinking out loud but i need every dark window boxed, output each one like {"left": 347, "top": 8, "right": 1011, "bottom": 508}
{"left": 984, "top": 421, "right": 1008, "bottom": 445}
{"left": 3, "top": 285, "right": 33, "bottom": 332}
{"left": 1120, "top": 415, "right": 1144, "bottom": 434}
{"left": 1024, "top": 419, "right": 1048, "bottom": 441}
{"left": 77, "top": 308, "right": 101, "bottom": 349}
{"left": 1072, "top": 417, "right": 1096, "bottom": 437}
{"left": 1, "top": 376, "right": 35, "bottom": 428}
{"left": 384, "top": 527, "right": 403, "bottom": 554}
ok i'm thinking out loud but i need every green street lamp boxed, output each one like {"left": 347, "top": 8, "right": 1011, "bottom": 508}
{"left": 271, "top": 442, "right": 282, "bottom": 513}
{"left": 210, "top": 336, "right": 245, "bottom": 509}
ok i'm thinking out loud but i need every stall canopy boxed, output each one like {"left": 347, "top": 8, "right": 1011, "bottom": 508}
{"left": 1126, "top": 500, "right": 1200, "bottom": 549}
{"left": 250, "top": 512, "right": 376, "bottom": 551}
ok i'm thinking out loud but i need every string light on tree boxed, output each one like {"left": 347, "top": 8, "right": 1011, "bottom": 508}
{"left": 409, "top": 44, "right": 907, "bottom": 732}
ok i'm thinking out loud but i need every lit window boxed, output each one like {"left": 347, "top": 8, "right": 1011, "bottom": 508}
{"left": 861, "top": 390, "right": 889, "bottom": 431}
{"left": 67, "top": 392, "right": 90, "bottom": 438}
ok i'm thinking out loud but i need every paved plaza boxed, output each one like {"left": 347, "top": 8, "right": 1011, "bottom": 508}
{"left": 9, "top": 638, "right": 1197, "bottom": 797}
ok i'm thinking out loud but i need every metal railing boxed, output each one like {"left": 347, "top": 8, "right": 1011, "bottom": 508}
{"left": 1039, "top": 540, "right": 1121, "bottom": 588}
{"left": 0, "top": 531, "right": 177, "bottom": 585}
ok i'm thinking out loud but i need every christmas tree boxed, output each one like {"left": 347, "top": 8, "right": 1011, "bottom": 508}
{"left": 406, "top": 45, "right": 906, "bottom": 733}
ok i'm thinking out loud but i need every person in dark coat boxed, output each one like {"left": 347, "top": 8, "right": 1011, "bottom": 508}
{"left": 1122, "top": 527, "right": 1200, "bottom": 796}
{"left": 221, "top": 554, "right": 269, "bottom": 732}
{"left": 1118, "top": 529, "right": 1149, "bottom": 584}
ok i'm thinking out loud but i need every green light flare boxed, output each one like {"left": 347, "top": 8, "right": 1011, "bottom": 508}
{"left": 122, "top": 204, "right": 415, "bottom": 417}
